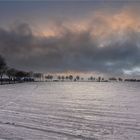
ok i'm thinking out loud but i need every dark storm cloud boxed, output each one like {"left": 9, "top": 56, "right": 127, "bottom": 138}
{"left": 0, "top": 21, "right": 140, "bottom": 75}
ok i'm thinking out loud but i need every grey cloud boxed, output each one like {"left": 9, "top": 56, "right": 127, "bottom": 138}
{"left": 0, "top": 22, "right": 140, "bottom": 75}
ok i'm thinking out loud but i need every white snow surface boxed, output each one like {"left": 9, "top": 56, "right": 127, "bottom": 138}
{"left": 0, "top": 82, "right": 140, "bottom": 140}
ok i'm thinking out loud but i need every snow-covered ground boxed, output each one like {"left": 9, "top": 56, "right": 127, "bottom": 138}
{"left": 0, "top": 82, "right": 140, "bottom": 140}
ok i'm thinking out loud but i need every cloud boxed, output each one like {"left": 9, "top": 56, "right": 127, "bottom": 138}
{"left": 0, "top": 6, "right": 140, "bottom": 75}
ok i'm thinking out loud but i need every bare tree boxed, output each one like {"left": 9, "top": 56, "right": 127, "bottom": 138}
{"left": 69, "top": 75, "right": 73, "bottom": 81}
{"left": 6, "top": 68, "right": 17, "bottom": 84}
{"left": 76, "top": 76, "right": 80, "bottom": 81}
{"left": 0, "top": 55, "right": 7, "bottom": 84}
{"left": 34, "top": 73, "right": 43, "bottom": 81}
{"left": 57, "top": 75, "right": 61, "bottom": 81}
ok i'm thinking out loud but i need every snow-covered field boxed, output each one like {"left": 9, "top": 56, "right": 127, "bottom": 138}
{"left": 0, "top": 82, "right": 140, "bottom": 140}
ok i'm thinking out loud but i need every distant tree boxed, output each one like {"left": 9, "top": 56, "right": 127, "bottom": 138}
{"left": 61, "top": 76, "right": 65, "bottom": 81}
{"left": 34, "top": 73, "right": 43, "bottom": 81}
{"left": 98, "top": 76, "right": 101, "bottom": 82}
{"left": 29, "top": 71, "right": 34, "bottom": 77}
{"left": 109, "top": 77, "right": 117, "bottom": 81}
{"left": 0, "top": 55, "right": 7, "bottom": 84}
{"left": 69, "top": 75, "right": 73, "bottom": 81}
{"left": 57, "top": 75, "right": 61, "bottom": 81}
{"left": 49, "top": 75, "right": 53, "bottom": 81}
{"left": 89, "top": 76, "right": 95, "bottom": 81}
{"left": 15, "top": 70, "right": 27, "bottom": 79}
{"left": 118, "top": 77, "right": 123, "bottom": 82}
{"left": 76, "top": 76, "right": 80, "bottom": 81}
{"left": 6, "top": 68, "right": 17, "bottom": 84}
{"left": 65, "top": 76, "right": 69, "bottom": 80}
{"left": 45, "top": 75, "right": 53, "bottom": 81}
{"left": 102, "top": 77, "right": 104, "bottom": 81}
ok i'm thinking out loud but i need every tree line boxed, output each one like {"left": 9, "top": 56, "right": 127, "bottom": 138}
{"left": 45, "top": 75, "right": 122, "bottom": 82}
{"left": 45, "top": 75, "right": 140, "bottom": 82}
{"left": 1, "top": 55, "right": 139, "bottom": 84}
{"left": 0, "top": 55, "right": 42, "bottom": 85}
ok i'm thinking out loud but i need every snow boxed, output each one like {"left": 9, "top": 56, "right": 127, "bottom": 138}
{"left": 0, "top": 82, "right": 140, "bottom": 140}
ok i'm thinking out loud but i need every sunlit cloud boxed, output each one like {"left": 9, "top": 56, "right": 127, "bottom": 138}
{"left": 37, "top": 5, "right": 140, "bottom": 44}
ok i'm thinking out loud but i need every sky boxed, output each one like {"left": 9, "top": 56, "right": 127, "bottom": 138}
{"left": 0, "top": 0, "right": 140, "bottom": 76}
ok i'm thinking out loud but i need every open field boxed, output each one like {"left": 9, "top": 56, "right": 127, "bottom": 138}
{"left": 0, "top": 82, "right": 140, "bottom": 140}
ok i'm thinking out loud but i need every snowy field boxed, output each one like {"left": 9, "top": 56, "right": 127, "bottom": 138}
{"left": 0, "top": 82, "right": 140, "bottom": 140}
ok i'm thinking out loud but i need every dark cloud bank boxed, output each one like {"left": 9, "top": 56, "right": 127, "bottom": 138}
{"left": 0, "top": 22, "right": 140, "bottom": 75}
